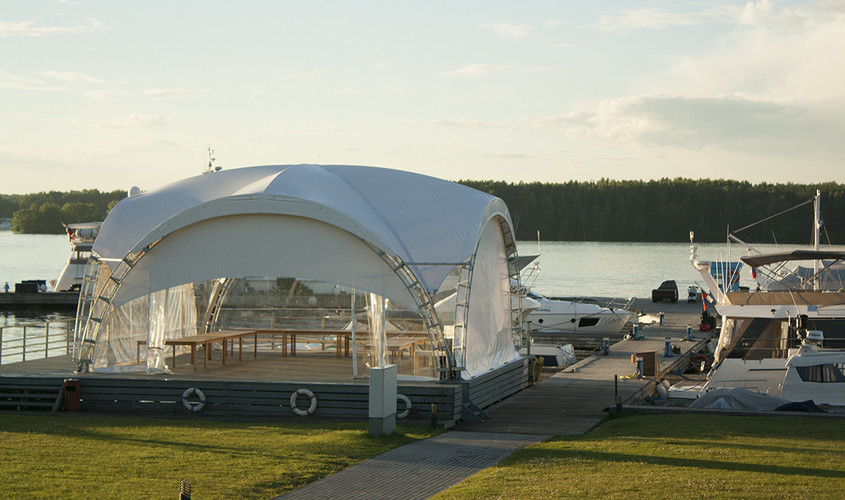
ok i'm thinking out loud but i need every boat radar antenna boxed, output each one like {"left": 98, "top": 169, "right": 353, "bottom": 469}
{"left": 204, "top": 146, "right": 222, "bottom": 174}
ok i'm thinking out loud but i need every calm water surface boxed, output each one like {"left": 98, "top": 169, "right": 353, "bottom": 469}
{"left": 1, "top": 229, "right": 841, "bottom": 314}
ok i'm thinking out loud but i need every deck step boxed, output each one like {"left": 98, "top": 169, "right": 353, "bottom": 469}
{"left": 0, "top": 383, "right": 64, "bottom": 412}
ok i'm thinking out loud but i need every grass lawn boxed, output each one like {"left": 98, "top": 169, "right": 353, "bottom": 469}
{"left": 434, "top": 413, "right": 845, "bottom": 499}
{"left": 0, "top": 414, "right": 440, "bottom": 499}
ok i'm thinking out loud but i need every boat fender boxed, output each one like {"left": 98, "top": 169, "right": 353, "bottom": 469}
{"left": 396, "top": 393, "right": 412, "bottom": 419}
{"left": 290, "top": 388, "right": 317, "bottom": 416}
{"left": 182, "top": 387, "right": 206, "bottom": 412}
{"left": 655, "top": 383, "right": 668, "bottom": 399}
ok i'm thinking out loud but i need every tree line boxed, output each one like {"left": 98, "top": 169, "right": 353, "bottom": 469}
{"left": 457, "top": 178, "right": 844, "bottom": 244}
{"left": 0, "top": 189, "right": 127, "bottom": 234}
{"left": 2, "top": 180, "right": 843, "bottom": 244}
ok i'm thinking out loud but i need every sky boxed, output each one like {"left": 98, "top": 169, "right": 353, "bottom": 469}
{"left": 2, "top": 0, "right": 844, "bottom": 194}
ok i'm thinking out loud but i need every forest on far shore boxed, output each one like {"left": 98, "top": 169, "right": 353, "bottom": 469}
{"left": 2, "top": 179, "right": 843, "bottom": 244}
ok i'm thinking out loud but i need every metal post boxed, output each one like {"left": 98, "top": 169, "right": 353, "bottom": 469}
{"left": 180, "top": 479, "right": 191, "bottom": 499}
{"left": 45, "top": 322, "right": 50, "bottom": 358}
{"left": 686, "top": 324, "right": 693, "bottom": 341}
{"left": 351, "top": 291, "right": 357, "bottom": 378}
{"left": 22, "top": 326, "right": 26, "bottom": 362}
{"left": 526, "top": 321, "right": 531, "bottom": 356}
{"left": 602, "top": 337, "right": 609, "bottom": 355}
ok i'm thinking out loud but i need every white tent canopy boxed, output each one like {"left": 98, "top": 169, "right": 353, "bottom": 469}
{"left": 74, "top": 165, "right": 521, "bottom": 379}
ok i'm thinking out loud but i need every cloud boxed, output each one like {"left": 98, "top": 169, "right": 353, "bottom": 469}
{"left": 0, "top": 18, "right": 103, "bottom": 37}
{"left": 85, "top": 88, "right": 210, "bottom": 99}
{"left": 445, "top": 63, "right": 554, "bottom": 77}
{"left": 592, "top": 1, "right": 786, "bottom": 34}
{"left": 0, "top": 72, "right": 67, "bottom": 91}
{"left": 446, "top": 63, "right": 514, "bottom": 77}
{"left": 477, "top": 23, "right": 532, "bottom": 40}
{"left": 530, "top": 94, "right": 844, "bottom": 159}
{"left": 38, "top": 71, "right": 107, "bottom": 84}
{"left": 427, "top": 118, "right": 502, "bottom": 129}
{"left": 104, "top": 113, "right": 170, "bottom": 129}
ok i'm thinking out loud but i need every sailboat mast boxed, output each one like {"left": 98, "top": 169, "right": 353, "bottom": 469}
{"left": 814, "top": 189, "right": 821, "bottom": 290}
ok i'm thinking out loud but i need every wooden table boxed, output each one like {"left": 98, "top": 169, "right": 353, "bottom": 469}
{"left": 138, "top": 330, "right": 258, "bottom": 371}
{"left": 253, "top": 329, "right": 352, "bottom": 357}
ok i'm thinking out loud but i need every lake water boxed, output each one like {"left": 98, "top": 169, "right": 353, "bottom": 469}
{"left": 3, "top": 228, "right": 839, "bottom": 307}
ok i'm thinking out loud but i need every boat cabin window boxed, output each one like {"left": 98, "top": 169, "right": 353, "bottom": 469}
{"left": 578, "top": 317, "right": 600, "bottom": 328}
{"left": 527, "top": 290, "right": 544, "bottom": 300}
{"left": 795, "top": 363, "right": 845, "bottom": 383}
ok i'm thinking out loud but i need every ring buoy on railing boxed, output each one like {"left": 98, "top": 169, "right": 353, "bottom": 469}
{"left": 182, "top": 387, "right": 206, "bottom": 412}
{"left": 690, "top": 354, "right": 712, "bottom": 372}
{"left": 396, "top": 393, "right": 412, "bottom": 419}
{"left": 290, "top": 388, "right": 317, "bottom": 416}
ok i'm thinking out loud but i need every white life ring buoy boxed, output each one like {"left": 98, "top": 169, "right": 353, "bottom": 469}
{"left": 182, "top": 387, "right": 206, "bottom": 412}
{"left": 396, "top": 393, "right": 411, "bottom": 419}
{"left": 290, "top": 388, "right": 317, "bottom": 416}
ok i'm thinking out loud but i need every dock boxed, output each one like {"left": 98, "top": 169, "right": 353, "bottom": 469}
{"left": 455, "top": 297, "right": 708, "bottom": 435}
{"left": 0, "top": 291, "right": 79, "bottom": 311}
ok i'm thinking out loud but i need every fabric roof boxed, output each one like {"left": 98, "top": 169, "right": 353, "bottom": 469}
{"left": 740, "top": 250, "right": 845, "bottom": 268}
{"left": 94, "top": 164, "right": 512, "bottom": 295}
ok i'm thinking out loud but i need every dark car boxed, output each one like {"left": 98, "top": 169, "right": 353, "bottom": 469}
{"left": 652, "top": 280, "right": 678, "bottom": 303}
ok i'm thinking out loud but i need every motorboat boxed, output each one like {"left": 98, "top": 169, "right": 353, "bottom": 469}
{"left": 52, "top": 222, "right": 101, "bottom": 292}
{"left": 672, "top": 328, "right": 845, "bottom": 406}
{"left": 681, "top": 190, "right": 845, "bottom": 406}
{"left": 524, "top": 288, "right": 632, "bottom": 335}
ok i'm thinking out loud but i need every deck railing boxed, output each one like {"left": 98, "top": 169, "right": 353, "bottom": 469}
{"left": 0, "top": 318, "right": 75, "bottom": 365}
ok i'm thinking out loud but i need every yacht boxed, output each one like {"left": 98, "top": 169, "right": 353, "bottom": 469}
{"left": 53, "top": 222, "right": 101, "bottom": 292}
{"left": 682, "top": 190, "right": 845, "bottom": 406}
{"left": 524, "top": 288, "right": 632, "bottom": 335}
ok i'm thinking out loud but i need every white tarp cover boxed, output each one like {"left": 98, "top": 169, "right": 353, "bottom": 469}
{"left": 84, "top": 164, "right": 519, "bottom": 378}
{"left": 95, "top": 164, "right": 507, "bottom": 305}
{"left": 689, "top": 388, "right": 790, "bottom": 411}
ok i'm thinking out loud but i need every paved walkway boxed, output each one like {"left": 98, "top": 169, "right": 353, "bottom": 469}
{"left": 278, "top": 301, "right": 705, "bottom": 498}
{"left": 274, "top": 431, "right": 549, "bottom": 500}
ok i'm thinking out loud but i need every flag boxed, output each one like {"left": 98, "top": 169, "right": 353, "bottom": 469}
{"left": 701, "top": 290, "right": 709, "bottom": 311}
{"left": 751, "top": 267, "right": 757, "bottom": 279}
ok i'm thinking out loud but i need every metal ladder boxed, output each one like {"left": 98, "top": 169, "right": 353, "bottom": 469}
{"left": 75, "top": 251, "right": 145, "bottom": 372}
{"left": 450, "top": 259, "right": 474, "bottom": 373}
{"left": 202, "top": 277, "right": 234, "bottom": 333}
{"left": 370, "top": 247, "right": 456, "bottom": 379}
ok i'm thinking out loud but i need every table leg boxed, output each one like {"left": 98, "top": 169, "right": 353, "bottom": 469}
{"left": 172, "top": 345, "right": 177, "bottom": 369}
{"left": 222, "top": 339, "right": 227, "bottom": 365}
{"left": 291, "top": 334, "right": 296, "bottom": 356}
{"left": 191, "top": 345, "right": 197, "bottom": 372}
{"left": 203, "top": 342, "right": 208, "bottom": 369}
{"left": 253, "top": 333, "right": 258, "bottom": 359}
{"left": 239, "top": 336, "right": 243, "bottom": 362}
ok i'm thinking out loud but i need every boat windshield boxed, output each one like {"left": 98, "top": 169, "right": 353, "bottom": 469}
{"left": 527, "top": 290, "right": 545, "bottom": 300}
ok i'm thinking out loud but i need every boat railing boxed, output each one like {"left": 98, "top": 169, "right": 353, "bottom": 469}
{"left": 706, "top": 378, "right": 772, "bottom": 394}
{"left": 0, "top": 318, "right": 75, "bottom": 366}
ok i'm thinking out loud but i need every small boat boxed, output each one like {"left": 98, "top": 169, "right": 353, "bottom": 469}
{"left": 52, "top": 222, "right": 101, "bottom": 292}
{"left": 524, "top": 288, "right": 632, "bottom": 335}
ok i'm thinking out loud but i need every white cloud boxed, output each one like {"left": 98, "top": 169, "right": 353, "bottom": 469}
{"left": 446, "top": 63, "right": 514, "bottom": 76}
{"left": 445, "top": 63, "right": 554, "bottom": 77}
{"left": 530, "top": 94, "right": 844, "bottom": 160}
{"left": 105, "top": 113, "right": 170, "bottom": 129}
{"left": 427, "top": 118, "right": 502, "bottom": 129}
{"left": 592, "top": 1, "right": 789, "bottom": 34}
{"left": 0, "top": 72, "right": 67, "bottom": 91}
{"left": 85, "top": 88, "right": 210, "bottom": 100}
{"left": 38, "top": 71, "right": 107, "bottom": 84}
{"left": 0, "top": 18, "right": 103, "bottom": 37}
{"left": 477, "top": 22, "right": 532, "bottom": 40}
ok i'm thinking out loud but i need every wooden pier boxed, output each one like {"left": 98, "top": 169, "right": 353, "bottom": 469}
{"left": 455, "top": 298, "right": 710, "bottom": 435}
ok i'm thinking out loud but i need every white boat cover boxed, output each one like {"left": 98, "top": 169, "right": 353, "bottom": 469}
{"left": 79, "top": 164, "right": 520, "bottom": 378}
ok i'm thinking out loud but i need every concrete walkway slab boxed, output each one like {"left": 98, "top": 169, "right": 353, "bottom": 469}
{"left": 275, "top": 431, "right": 549, "bottom": 500}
